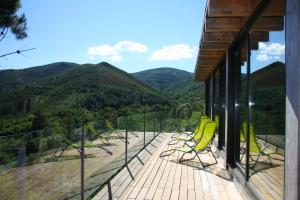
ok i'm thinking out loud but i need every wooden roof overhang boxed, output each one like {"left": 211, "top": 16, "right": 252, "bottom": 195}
{"left": 194, "top": 0, "right": 285, "bottom": 81}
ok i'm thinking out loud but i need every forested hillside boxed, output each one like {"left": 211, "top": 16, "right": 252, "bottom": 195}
{"left": 0, "top": 62, "right": 168, "bottom": 134}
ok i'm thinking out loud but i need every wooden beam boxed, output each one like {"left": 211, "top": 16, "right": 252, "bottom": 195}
{"left": 263, "top": 0, "right": 285, "bottom": 17}
{"left": 203, "top": 31, "right": 269, "bottom": 42}
{"left": 197, "top": 59, "right": 220, "bottom": 66}
{"left": 205, "top": 17, "right": 284, "bottom": 32}
{"left": 207, "top": 0, "right": 252, "bottom": 17}
{"left": 197, "top": 56, "right": 223, "bottom": 62}
{"left": 201, "top": 41, "right": 257, "bottom": 50}
{"left": 196, "top": 65, "right": 215, "bottom": 69}
{"left": 207, "top": 0, "right": 285, "bottom": 17}
{"left": 198, "top": 49, "right": 225, "bottom": 57}
{"left": 201, "top": 42, "right": 231, "bottom": 50}
{"left": 252, "top": 17, "right": 284, "bottom": 31}
{"left": 250, "top": 31, "right": 269, "bottom": 42}
{"left": 203, "top": 32, "right": 236, "bottom": 42}
{"left": 205, "top": 17, "right": 245, "bottom": 32}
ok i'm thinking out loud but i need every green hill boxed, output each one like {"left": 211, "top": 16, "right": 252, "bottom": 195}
{"left": 0, "top": 62, "right": 79, "bottom": 89}
{"left": 0, "top": 62, "right": 167, "bottom": 134}
{"left": 251, "top": 61, "right": 285, "bottom": 87}
{"left": 132, "top": 68, "right": 193, "bottom": 91}
{"left": 132, "top": 68, "right": 204, "bottom": 104}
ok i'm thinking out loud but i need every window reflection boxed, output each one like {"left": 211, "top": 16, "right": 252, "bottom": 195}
{"left": 248, "top": 15, "right": 285, "bottom": 200}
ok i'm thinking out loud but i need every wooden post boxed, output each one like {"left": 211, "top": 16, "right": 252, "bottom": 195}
{"left": 285, "top": 0, "right": 300, "bottom": 199}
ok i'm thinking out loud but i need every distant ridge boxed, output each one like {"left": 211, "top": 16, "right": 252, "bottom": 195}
{"left": 0, "top": 62, "right": 79, "bottom": 88}
{"left": 251, "top": 61, "right": 285, "bottom": 87}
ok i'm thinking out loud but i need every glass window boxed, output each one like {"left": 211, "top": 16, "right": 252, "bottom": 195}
{"left": 234, "top": 43, "right": 248, "bottom": 169}
{"left": 248, "top": 12, "right": 285, "bottom": 199}
{"left": 220, "top": 63, "right": 226, "bottom": 148}
{"left": 213, "top": 68, "right": 220, "bottom": 143}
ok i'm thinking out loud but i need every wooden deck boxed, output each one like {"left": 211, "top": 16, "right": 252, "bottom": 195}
{"left": 92, "top": 133, "right": 246, "bottom": 200}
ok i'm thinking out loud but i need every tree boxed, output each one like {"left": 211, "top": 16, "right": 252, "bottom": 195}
{"left": 0, "top": 0, "right": 27, "bottom": 41}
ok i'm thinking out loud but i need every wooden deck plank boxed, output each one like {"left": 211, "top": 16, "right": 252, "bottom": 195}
{"left": 206, "top": 171, "right": 221, "bottom": 200}
{"left": 200, "top": 170, "right": 213, "bottom": 200}
{"left": 119, "top": 135, "right": 171, "bottom": 199}
{"left": 152, "top": 188, "right": 164, "bottom": 200}
{"left": 136, "top": 187, "right": 149, "bottom": 200}
{"left": 170, "top": 189, "right": 180, "bottom": 200}
{"left": 178, "top": 162, "right": 188, "bottom": 200}
{"left": 94, "top": 133, "right": 248, "bottom": 200}
{"left": 161, "top": 154, "right": 178, "bottom": 200}
{"left": 193, "top": 169, "right": 205, "bottom": 200}
{"left": 144, "top": 157, "right": 168, "bottom": 199}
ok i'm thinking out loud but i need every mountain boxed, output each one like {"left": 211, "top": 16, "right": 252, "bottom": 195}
{"left": 0, "top": 62, "right": 79, "bottom": 89}
{"left": 132, "top": 68, "right": 193, "bottom": 90}
{"left": 0, "top": 62, "right": 168, "bottom": 133}
{"left": 251, "top": 61, "right": 285, "bottom": 87}
{"left": 132, "top": 68, "right": 204, "bottom": 103}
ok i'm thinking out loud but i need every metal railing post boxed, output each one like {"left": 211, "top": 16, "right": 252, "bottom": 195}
{"left": 125, "top": 115, "right": 128, "bottom": 165}
{"left": 80, "top": 123, "right": 85, "bottom": 200}
{"left": 153, "top": 112, "right": 156, "bottom": 138}
{"left": 159, "top": 112, "right": 162, "bottom": 133}
{"left": 143, "top": 111, "right": 146, "bottom": 147}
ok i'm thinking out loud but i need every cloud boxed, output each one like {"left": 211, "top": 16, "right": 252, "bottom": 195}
{"left": 87, "top": 41, "right": 148, "bottom": 62}
{"left": 149, "top": 44, "right": 197, "bottom": 61}
{"left": 260, "top": 42, "right": 285, "bottom": 55}
{"left": 114, "top": 41, "right": 148, "bottom": 52}
{"left": 256, "top": 42, "right": 285, "bottom": 62}
{"left": 256, "top": 54, "right": 272, "bottom": 61}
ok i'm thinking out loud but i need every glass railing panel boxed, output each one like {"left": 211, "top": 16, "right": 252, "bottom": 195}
{"left": 127, "top": 113, "right": 145, "bottom": 162}
{"left": 82, "top": 119, "right": 126, "bottom": 199}
{"left": 0, "top": 124, "right": 82, "bottom": 200}
{"left": 145, "top": 112, "right": 155, "bottom": 144}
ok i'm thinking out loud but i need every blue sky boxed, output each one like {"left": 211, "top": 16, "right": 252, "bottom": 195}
{"left": 1, "top": 0, "right": 206, "bottom": 72}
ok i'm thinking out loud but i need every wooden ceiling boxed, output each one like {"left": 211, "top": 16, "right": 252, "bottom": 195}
{"left": 194, "top": 0, "right": 285, "bottom": 81}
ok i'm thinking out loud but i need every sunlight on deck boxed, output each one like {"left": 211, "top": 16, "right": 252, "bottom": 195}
{"left": 93, "top": 133, "right": 246, "bottom": 200}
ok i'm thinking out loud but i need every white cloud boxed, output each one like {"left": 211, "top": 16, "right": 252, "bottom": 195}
{"left": 87, "top": 44, "right": 118, "bottom": 57}
{"left": 260, "top": 42, "right": 285, "bottom": 55}
{"left": 274, "top": 56, "right": 280, "bottom": 59}
{"left": 150, "top": 44, "right": 197, "bottom": 61}
{"left": 256, "top": 54, "right": 272, "bottom": 61}
{"left": 256, "top": 42, "right": 285, "bottom": 62}
{"left": 114, "top": 41, "right": 148, "bottom": 52}
{"left": 87, "top": 40, "right": 148, "bottom": 62}
{"left": 110, "top": 54, "right": 123, "bottom": 62}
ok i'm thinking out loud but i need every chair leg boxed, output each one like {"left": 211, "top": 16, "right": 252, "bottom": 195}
{"left": 209, "top": 148, "right": 218, "bottom": 165}
{"left": 195, "top": 151, "right": 206, "bottom": 167}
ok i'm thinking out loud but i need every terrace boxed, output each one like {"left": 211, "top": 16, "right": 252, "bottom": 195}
{"left": 92, "top": 134, "right": 246, "bottom": 200}
{"left": 1, "top": 0, "right": 293, "bottom": 199}
{"left": 0, "top": 112, "right": 285, "bottom": 200}
{"left": 0, "top": 110, "right": 253, "bottom": 200}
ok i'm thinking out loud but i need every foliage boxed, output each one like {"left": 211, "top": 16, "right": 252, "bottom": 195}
{"left": 0, "top": 62, "right": 169, "bottom": 134}
{"left": 0, "top": 0, "right": 27, "bottom": 40}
